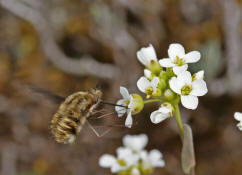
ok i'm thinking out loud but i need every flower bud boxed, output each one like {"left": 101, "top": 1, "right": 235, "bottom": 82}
{"left": 158, "top": 79, "right": 166, "bottom": 91}
{"left": 144, "top": 69, "right": 152, "bottom": 78}
{"left": 150, "top": 102, "right": 173, "bottom": 124}
{"left": 131, "top": 94, "right": 144, "bottom": 115}
{"left": 159, "top": 71, "right": 167, "bottom": 80}
{"left": 166, "top": 67, "right": 175, "bottom": 79}
{"left": 148, "top": 60, "right": 162, "bottom": 75}
{"left": 164, "top": 89, "right": 176, "bottom": 101}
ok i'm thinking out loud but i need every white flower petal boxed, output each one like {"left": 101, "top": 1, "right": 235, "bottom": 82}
{"left": 126, "top": 154, "right": 139, "bottom": 166}
{"left": 159, "top": 58, "right": 174, "bottom": 67}
{"left": 143, "top": 44, "right": 157, "bottom": 61}
{"left": 169, "top": 77, "right": 182, "bottom": 94}
{"left": 120, "top": 86, "right": 130, "bottom": 100}
{"left": 99, "top": 154, "right": 116, "bottom": 168}
{"left": 131, "top": 168, "right": 140, "bottom": 175}
{"left": 111, "top": 164, "right": 123, "bottom": 173}
{"left": 149, "top": 149, "right": 162, "bottom": 160}
{"left": 140, "top": 150, "right": 148, "bottom": 160}
{"left": 184, "top": 51, "right": 201, "bottom": 63}
{"left": 150, "top": 110, "right": 169, "bottom": 124}
{"left": 134, "top": 135, "right": 148, "bottom": 151}
{"left": 137, "top": 77, "right": 150, "bottom": 93}
{"left": 153, "top": 160, "right": 165, "bottom": 167}
{"left": 193, "top": 70, "right": 204, "bottom": 80}
{"left": 173, "top": 64, "right": 188, "bottom": 75}
{"left": 159, "top": 106, "right": 172, "bottom": 114}
{"left": 177, "top": 71, "right": 192, "bottom": 84}
{"left": 125, "top": 111, "right": 133, "bottom": 128}
{"left": 137, "top": 44, "right": 157, "bottom": 67}
{"left": 115, "top": 99, "right": 127, "bottom": 117}
{"left": 128, "top": 95, "right": 134, "bottom": 110}
{"left": 181, "top": 95, "right": 198, "bottom": 110}
{"left": 151, "top": 77, "right": 159, "bottom": 91}
{"left": 137, "top": 51, "right": 149, "bottom": 66}
{"left": 123, "top": 134, "right": 148, "bottom": 151}
{"left": 190, "top": 80, "right": 208, "bottom": 96}
{"left": 144, "top": 69, "right": 152, "bottom": 78}
{"left": 234, "top": 112, "right": 242, "bottom": 121}
{"left": 168, "top": 43, "right": 185, "bottom": 59}
{"left": 236, "top": 122, "right": 242, "bottom": 131}
{"left": 149, "top": 149, "right": 164, "bottom": 167}
{"left": 117, "top": 147, "right": 132, "bottom": 158}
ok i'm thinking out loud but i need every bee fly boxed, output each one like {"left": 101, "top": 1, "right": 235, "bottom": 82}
{"left": 51, "top": 88, "right": 104, "bottom": 144}
{"left": 16, "top": 82, "right": 127, "bottom": 144}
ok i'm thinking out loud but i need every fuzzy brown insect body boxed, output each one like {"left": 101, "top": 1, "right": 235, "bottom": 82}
{"left": 51, "top": 89, "right": 102, "bottom": 144}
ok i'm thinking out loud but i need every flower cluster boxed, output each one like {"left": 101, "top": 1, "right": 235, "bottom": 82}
{"left": 115, "top": 43, "right": 208, "bottom": 128}
{"left": 99, "top": 134, "right": 165, "bottom": 175}
{"left": 234, "top": 112, "right": 242, "bottom": 131}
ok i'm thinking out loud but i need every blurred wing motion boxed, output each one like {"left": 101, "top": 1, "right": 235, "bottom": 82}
{"left": 11, "top": 80, "right": 65, "bottom": 104}
{"left": 24, "top": 82, "right": 65, "bottom": 103}
{"left": 11, "top": 81, "right": 126, "bottom": 144}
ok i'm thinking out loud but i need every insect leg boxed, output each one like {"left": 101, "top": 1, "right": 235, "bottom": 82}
{"left": 90, "top": 111, "right": 116, "bottom": 119}
{"left": 92, "top": 109, "right": 111, "bottom": 115}
{"left": 90, "top": 108, "right": 126, "bottom": 120}
{"left": 86, "top": 120, "right": 112, "bottom": 137}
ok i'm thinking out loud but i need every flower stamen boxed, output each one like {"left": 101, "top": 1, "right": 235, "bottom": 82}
{"left": 117, "top": 159, "right": 127, "bottom": 167}
{"left": 181, "top": 85, "right": 192, "bottom": 96}
{"left": 174, "top": 56, "right": 185, "bottom": 66}
{"left": 145, "top": 87, "right": 154, "bottom": 98}
{"left": 124, "top": 100, "right": 130, "bottom": 106}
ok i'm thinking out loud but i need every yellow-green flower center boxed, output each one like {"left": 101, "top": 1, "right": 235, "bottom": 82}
{"left": 149, "top": 60, "right": 162, "bottom": 75}
{"left": 192, "top": 74, "right": 196, "bottom": 81}
{"left": 145, "top": 86, "right": 154, "bottom": 98}
{"left": 124, "top": 100, "right": 130, "bottom": 106}
{"left": 130, "top": 94, "right": 144, "bottom": 115}
{"left": 118, "top": 159, "right": 127, "bottom": 167}
{"left": 181, "top": 85, "right": 192, "bottom": 95}
{"left": 174, "top": 56, "right": 185, "bottom": 66}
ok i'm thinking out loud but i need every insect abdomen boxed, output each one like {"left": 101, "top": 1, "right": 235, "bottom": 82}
{"left": 51, "top": 112, "right": 82, "bottom": 144}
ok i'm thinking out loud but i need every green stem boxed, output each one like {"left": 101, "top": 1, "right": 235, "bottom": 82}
{"left": 173, "top": 104, "right": 184, "bottom": 141}
{"left": 144, "top": 99, "right": 163, "bottom": 104}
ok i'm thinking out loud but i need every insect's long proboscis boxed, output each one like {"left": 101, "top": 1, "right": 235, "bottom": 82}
{"left": 100, "top": 101, "right": 128, "bottom": 108}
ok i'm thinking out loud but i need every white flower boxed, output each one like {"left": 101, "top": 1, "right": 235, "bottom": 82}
{"left": 150, "top": 103, "right": 173, "bottom": 124}
{"left": 140, "top": 149, "right": 165, "bottom": 170}
{"left": 99, "top": 147, "right": 139, "bottom": 173}
{"left": 137, "top": 44, "right": 157, "bottom": 67}
{"left": 234, "top": 112, "right": 242, "bottom": 131}
{"left": 137, "top": 77, "right": 160, "bottom": 98}
{"left": 192, "top": 70, "right": 204, "bottom": 81}
{"left": 115, "top": 87, "right": 134, "bottom": 128}
{"left": 123, "top": 134, "right": 148, "bottom": 153}
{"left": 159, "top": 43, "right": 201, "bottom": 75}
{"left": 169, "top": 71, "right": 208, "bottom": 110}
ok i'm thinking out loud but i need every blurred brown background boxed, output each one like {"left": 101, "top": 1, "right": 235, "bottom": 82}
{"left": 0, "top": 0, "right": 242, "bottom": 175}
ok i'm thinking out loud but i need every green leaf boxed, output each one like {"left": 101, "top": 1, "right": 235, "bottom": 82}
{"left": 181, "top": 124, "right": 196, "bottom": 175}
